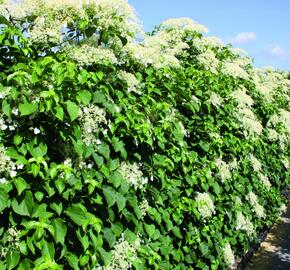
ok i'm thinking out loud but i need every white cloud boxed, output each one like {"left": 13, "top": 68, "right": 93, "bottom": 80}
{"left": 229, "top": 32, "right": 256, "bottom": 44}
{"left": 264, "top": 45, "right": 290, "bottom": 60}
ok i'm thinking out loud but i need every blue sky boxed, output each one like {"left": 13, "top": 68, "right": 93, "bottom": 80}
{"left": 128, "top": 0, "right": 290, "bottom": 71}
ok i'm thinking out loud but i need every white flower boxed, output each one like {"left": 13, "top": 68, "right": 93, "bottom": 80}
{"left": 249, "top": 154, "right": 262, "bottom": 172}
{"left": 258, "top": 173, "right": 271, "bottom": 190}
{"left": 160, "top": 17, "right": 208, "bottom": 33}
{"left": 221, "top": 61, "right": 249, "bottom": 80}
{"left": 196, "top": 50, "right": 219, "bottom": 73}
{"left": 119, "top": 162, "right": 147, "bottom": 189}
{"left": 118, "top": 70, "right": 141, "bottom": 94}
{"left": 139, "top": 198, "right": 149, "bottom": 218}
{"left": 96, "top": 139, "right": 102, "bottom": 145}
{"left": 246, "top": 191, "right": 265, "bottom": 218}
{"left": 0, "top": 122, "right": 7, "bottom": 130}
{"left": 87, "top": 163, "right": 93, "bottom": 169}
{"left": 0, "top": 178, "right": 7, "bottom": 184}
{"left": 12, "top": 108, "right": 19, "bottom": 116}
{"left": 196, "top": 192, "right": 215, "bottom": 218}
{"left": 105, "top": 234, "right": 141, "bottom": 270}
{"left": 10, "top": 170, "right": 17, "bottom": 178}
{"left": 215, "top": 157, "right": 231, "bottom": 181}
{"left": 223, "top": 243, "right": 235, "bottom": 267}
{"left": 231, "top": 87, "right": 254, "bottom": 107}
{"left": 209, "top": 93, "right": 223, "bottom": 107}
{"left": 236, "top": 212, "right": 254, "bottom": 236}
{"left": 79, "top": 105, "right": 107, "bottom": 146}
{"left": 17, "top": 164, "right": 24, "bottom": 170}
{"left": 33, "top": 127, "right": 41, "bottom": 134}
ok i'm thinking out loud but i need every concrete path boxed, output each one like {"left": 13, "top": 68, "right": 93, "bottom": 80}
{"left": 245, "top": 207, "right": 290, "bottom": 270}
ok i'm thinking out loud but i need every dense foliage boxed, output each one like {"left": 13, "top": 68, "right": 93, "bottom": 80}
{"left": 0, "top": 0, "right": 289, "bottom": 269}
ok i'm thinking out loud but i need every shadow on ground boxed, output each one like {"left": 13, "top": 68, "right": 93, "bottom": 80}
{"left": 245, "top": 207, "right": 290, "bottom": 270}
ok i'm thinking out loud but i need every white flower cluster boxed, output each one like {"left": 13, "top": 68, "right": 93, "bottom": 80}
{"left": 253, "top": 68, "right": 290, "bottom": 102}
{"left": 267, "top": 128, "right": 279, "bottom": 141}
{"left": 119, "top": 162, "right": 148, "bottom": 189}
{"left": 105, "top": 234, "right": 141, "bottom": 270}
{"left": 267, "top": 110, "right": 290, "bottom": 150}
{"left": 117, "top": 71, "right": 141, "bottom": 94}
{"left": 231, "top": 47, "right": 247, "bottom": 56}
{"left": 235, "top": 106, "right": 263, "bottom": 138}
{"left": 229, "top": 158, "right": 239, "bottom": 170}
{"left": 221, "top": 61, "right": 249, "bottom": 80}
{"left": 193, "top": 36, "right": 224, "bottom": 50}
{"left": 79, "top": 105, "right": 107, "bottom": 146}
{"left": 0, "top": 146, "right": 20, "bottom": 183}
{"left": 196, "top": 50, "right": 219, "bottom": 73}
{"left": 222, "top": 243, "right": 235, "bottom": 267}
{"left": 246, "top": 191, "right": 265, "bottom": 218}
{"left": 249, "top": 154, "right": 262, "bottom": 172}
{"left": 67, "top": 43, "right": 118, "bottom": 66}
{"left": 124, "top": 29, "right": 187, "bottom": 69}
{"left": 195, "top": 192, "right": 215, "bottom": 218}
{"left": 3, "top": 0, "right": 140, "bottom": 46}
{"left": 124, "top": 17, "right": 208, "bottom": 69}
{"left": 86, "top": 0, "right": 141, "bottom": 40}
{"left": 0, "top": 226, "right": 20, "bottom": 258}
{"left": 209, "top": 92, "right": 223, "bottom": 107}
{"left": 139, "top": 198, "right": 149, "bottom": 219}
{"left": 215, "top": 157, "right": 231, "bottom": 182}
{"left": 236, "top": 212, "right": 254, "bottom": 236}
{"left": 231, "top": 87, "right": 254, "bottom": 107}
{"left": 160, "top": 17, "right": 208, "bottom": 33}
{"left": 0, "top": 115, "right": 17, "bottom": 132}
{"left": 258, "top": 173, "right": 271, "bottom": 190}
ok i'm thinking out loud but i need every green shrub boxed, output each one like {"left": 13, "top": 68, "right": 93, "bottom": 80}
{"left": 0, "top": 1, "right": 289, "bottom": 269}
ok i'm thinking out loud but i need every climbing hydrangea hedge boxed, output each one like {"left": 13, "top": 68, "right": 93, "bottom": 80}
{"left": 0, "top": 0, "right": 289, "bottom": 269}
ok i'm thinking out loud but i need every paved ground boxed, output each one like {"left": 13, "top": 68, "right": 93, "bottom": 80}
{"left": 245, "top": 207, "right": 290, "bottom": 270}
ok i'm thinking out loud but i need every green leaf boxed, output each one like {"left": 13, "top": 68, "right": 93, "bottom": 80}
{"left": 34, "top": 191, "right": 44, "bottom": 202}
{"left": 98, "top": 247, "right": 111, "bottom": 266}
{"left": 96, "top": 71, "right": 104, "bottom": 81}
{"left": 2, "top": 100, "right": 11, "bottom": 117}
{"left": 18, "top": 260, "right": 30, "bottom": 270}
{"left": 11, "top": 191, "right": 34, "bottom": 217}
{"left": 31, "top": 163, "right": 40, "bottom": 177}
{"left": 103, "top": 228, "right": 116, "bottom": 248}
{"left": 115, "top": 193, "right": 126, "bottom": 212}
{"left": 144, "top": 224, "right": 156, "bottom": 238}
{"left": 50, "top": 202, "right": 63, "bottom": 216}
{"left": 96, "top": 143, "right": 110, "bottom": 160}
{"left": 66, "top": 101, "right": 79, "bottom": 121}
{"left": 54, "top": 105, "right": 64, "bottom": 121}
{"left": 103, "top": 186, "right": 116, "bottom": 208}
{"left": 77, "top": 90, "right": 91, "bottom": 105}
{"left": 41, "top": 240, "right": 55, "bottom": 260}
{"left": 55, "top": 178, "right": 65, "bottom": 194}
{"left": 92, "top": 153, "right": 104, "bottom": 167}
{"left": 13, "top": 177, "right": 27, "bottom": 196}
{"left": 0, "top": 189, "right": 9, "bottom": 213}
{"left": 13, "top": 135, "right": 23, "bottom": 146}
{"left": 19, "top": 101, "right": 38, "bottom": 116}
{"left": 67, "top": 252, "right": 80, "bottom": 270}
{"left": 65, "top": 204, "right": 88, "bottom": 226}
{"left": 52, "top": 218, "right": 67, "bottom": 245}
{"left": 172, "top": 226, "right": 183, "bottom": 239}
{"left": 7, "top": 250, "right": 20, "bottom": 270}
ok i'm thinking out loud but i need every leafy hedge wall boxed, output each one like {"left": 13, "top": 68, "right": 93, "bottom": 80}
{"left": 0, "top": 0, "right": 289, "bottom": 269}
